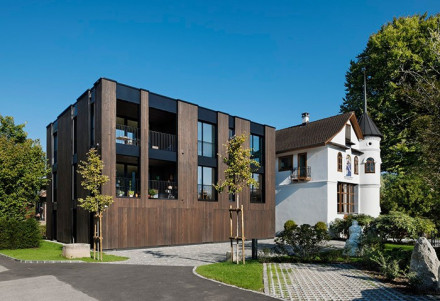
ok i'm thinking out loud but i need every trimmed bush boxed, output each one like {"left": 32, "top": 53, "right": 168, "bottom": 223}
{"left": 0, "top": 218, "right": 40, "bottom": 249}
{"left": 284, "top": 220, "right": 297, "bottom": 231}
{"left": 372, "top": 211, "right": 416, "bottom": 242}
{"left": 276, "top": 222, "right": 330, "bottom": 260}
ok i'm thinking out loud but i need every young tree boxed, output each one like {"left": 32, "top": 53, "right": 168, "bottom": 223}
{"left": 77, "top": 148, "right": 113, "bottom": 260}
{"left": 215, "top": 134, "right": 260, "bottom": 206}
{"left": 0, "top": 115, "right": 47, "bottom": 220}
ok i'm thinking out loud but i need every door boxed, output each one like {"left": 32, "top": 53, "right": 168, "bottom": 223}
{"left": 298, "top": 153, "right": 307, "bottom": 178}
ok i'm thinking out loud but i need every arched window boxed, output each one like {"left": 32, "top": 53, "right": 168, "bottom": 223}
{"left": 354, "top": 156, "right": 359, "bottom": 175}
{"left": 337, "top": 152, "right": 342, "bottom": 172}
{"left": 365, "top": 157, "right": 375, "bottom": 173}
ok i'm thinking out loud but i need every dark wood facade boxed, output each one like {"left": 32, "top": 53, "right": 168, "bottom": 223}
{"left": 47, "top": 78, "right": 275, "bottom": 249}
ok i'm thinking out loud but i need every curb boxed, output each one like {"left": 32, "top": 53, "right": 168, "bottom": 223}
{"left": 0, "top": 252, "right": 84, "bottom": 264}
{"left": 192, "top": 265, "right": 283, "bottom": 300}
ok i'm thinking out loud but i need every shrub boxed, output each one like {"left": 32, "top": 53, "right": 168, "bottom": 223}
{"left": 0, "top": 218, "right": 40, "bottom": 249}
{"left": 39, "top": 224, "right": 47, "bottom": 239}
{"left": 413, "top": 217, "right": 437, "bottom": 238}
{"left": 284, "top": 220, "right": 297, "bottom": 231}
{"left": 319, "top": 249, "right": 342, "bottom": 263}
{"left": 276, "top": 223, "right": 330, "bottom": 260}
{"left": 370, "top": 251, "right": 402, "bottom": 281}
{"left": 372, "top": 211, "right": 416, "bottom": 242}
{"left": 329, "top": 214, "right": 374, "bottom": 239}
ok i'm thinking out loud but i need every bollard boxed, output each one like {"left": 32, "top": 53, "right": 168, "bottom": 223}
{"left": 252, "top": 239, "right": 258, "bottom": 260}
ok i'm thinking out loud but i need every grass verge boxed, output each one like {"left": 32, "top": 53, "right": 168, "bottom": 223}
{"left": 0, "top": 240, "right": 128, "bottom": 262}
{"left": 196, "top": 260, "right": 263, "bottom": 291}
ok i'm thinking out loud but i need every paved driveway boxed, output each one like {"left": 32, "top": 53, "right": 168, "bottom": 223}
{"left": 0, "top": 256, "right": 274, "bottom": 301}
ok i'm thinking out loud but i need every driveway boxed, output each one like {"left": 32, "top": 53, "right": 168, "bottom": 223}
{"left": 0, "top": 256, "right": 274, "bottom": 301}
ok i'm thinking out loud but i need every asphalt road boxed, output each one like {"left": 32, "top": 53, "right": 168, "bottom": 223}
{"left": 0, "top": 256, "right": 275, "bottom": 301}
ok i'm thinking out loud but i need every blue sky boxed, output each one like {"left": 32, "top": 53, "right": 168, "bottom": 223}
{"left": 1, "top": 1, "right": 439, "bottom": 150}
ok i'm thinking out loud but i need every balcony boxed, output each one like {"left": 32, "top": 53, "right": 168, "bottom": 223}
{"left": 116, "top": 177, "right": 140, "bottom": 198}
{"left": 149, "top": 180, "right": 177, "bottom": 199}
{"left": 116, "top": 124, "right": 140, "bottom": 146}
{"left": 291, "top": 166, "right": 311, "bottom": 182}
{"left": 149, "top": 130, "right": 176, "bottom": 152}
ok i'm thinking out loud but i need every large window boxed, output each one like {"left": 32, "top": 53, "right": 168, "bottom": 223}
{"left": 53, "top": 133, "right": 58, "bottom": 164}
{"left": 116, "top": 163, "right": 140, "bottom": 197}
{"left": 198, "top": 122, "right": 216, "bottom": 157}
{"left": 250, "top": 173, "right": 264, "bottom": 203}
{"left": 365, "top": 157, "right": 375, "bottom": 173}
{"left": 72, "top": 117, "right": 77, "bottom": 155}
{"left": 278, "top": 155, "right": 293, "bottom": 171}
{"left": 250, "top": 134, "right": 263, "bottom": 164}
{"left": 90, "top": 102, "right": 95, "bottom": 147}
{"left": 198, "top": 166, "right": 216, "bottom": 201}
{"left": 337, "top": 152, "right": 342, "bottom": 172}
{"left": 116, "top": 117, "right": 139, "bottom": 145}
{"left": 337, "top": 182, "right": 355, "bottom": 214}
{"left": 52, "top": 172, "right": 57, "bottom": 203}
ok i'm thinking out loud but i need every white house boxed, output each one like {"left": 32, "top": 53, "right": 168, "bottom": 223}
{"left": 275, "top": 111, "right": 382, "bottom": 232}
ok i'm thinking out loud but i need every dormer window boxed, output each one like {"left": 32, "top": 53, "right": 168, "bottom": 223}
{"left": 365, "top": 157, "right": 375, "bottom": 173}
{"left": 337, "top": 152, "right": 342, "bottom": 172}
{"left": 345, "top": 124, "right": 352, "bottom": 145}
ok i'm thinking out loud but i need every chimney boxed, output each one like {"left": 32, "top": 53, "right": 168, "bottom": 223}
{"left": 302, "top": 112, "right": 310, "bottom": 124}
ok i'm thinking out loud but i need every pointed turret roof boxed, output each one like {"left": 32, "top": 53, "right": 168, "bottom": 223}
{"left": 358, "top": 113, "right": 382, "bottom": 138}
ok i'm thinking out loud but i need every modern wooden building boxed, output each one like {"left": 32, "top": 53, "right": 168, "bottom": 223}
{"left": 46, "top": 78, "right": 275, "bottom": 249}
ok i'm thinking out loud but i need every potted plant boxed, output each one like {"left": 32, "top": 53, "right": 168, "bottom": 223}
{"left": 148, "top": 189, "right": 158, "bottom": 199}
{"left": 128, "top": 189, "right": 135, "bottom": 197}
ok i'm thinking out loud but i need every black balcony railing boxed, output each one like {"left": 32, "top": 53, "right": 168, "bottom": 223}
{"left": 291, "top": 166, "right": 311, "bottom": 181}
{"left": 116, "top": 124, "right": 140, "bottom": 146}
{"left": 148, "top": 180, "right": 177, "bottom": 199}
{"left": 116, "top": 177, "right": 140, "bottom": 197}
{"left": 149, "top": 130, "right": 176, "bottom": 152}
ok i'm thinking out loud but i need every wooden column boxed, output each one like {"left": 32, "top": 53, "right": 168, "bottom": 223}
{"left": 140, "top": 90, "right": 149, "bottom": 200}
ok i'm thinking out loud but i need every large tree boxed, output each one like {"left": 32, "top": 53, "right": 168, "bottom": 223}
{"left": 341, "top": 14, "right": 440, "bottom": 172}
{"left": 0, "top": 115, "right": 47, "bottom": 220}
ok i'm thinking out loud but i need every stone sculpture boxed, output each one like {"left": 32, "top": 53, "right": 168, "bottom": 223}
{"left": 344, "top": 220, "right": 362, "bottom": 257}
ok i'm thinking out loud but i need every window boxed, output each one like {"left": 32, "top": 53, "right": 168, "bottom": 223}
{"left": 73, "top": 117, "right": 77, "bottom": 155}
{"left": 346, "top": 155, "right": 351, "bottom": 176}
{"left": 365, "top": 157, "right": 375, "bottom": 173}
{"left": 52, "top": 172, "right": 57, "bottom": 203}
{"left": 53, "top": 133, "right": 58, "bottom": 165}
{"left": 354, "top": 156, "right": 359, "bottom": 175}
{"left": 278, "top": 156, "right": 293, "bottom": 171}
{"left": 345, "top": 124, "right": 352, "bottom": 144}
{"left": 90, "top": 102, "right": 95, "bottom": 147}
{"left": 250, "top": 134, "right": 263, "bottom": 164}
{"left": 337, "top": 182, "right": 355, "bottom": 214}
{"left": 229, "top": 128, "right": 235, "bottom": 139}
{"left": 72, "top": 164, "right": 77, "bottom": 200}
{"left": 116, "top": 117, "right": 139, "bottom": 145}
{"left": 250, "top": 173, "right": 264, "bottom": 203}
{"left": 198, "top": 122, "right": 216, "bottom": 157}
{"left": 337, "top": 152, "right": 342, "bottom": 172}
{"left": 198, "top": 166, "right": 216, "bottom": 201}
{"left": 116, "top": 163, "right": 140, "bottom": 197}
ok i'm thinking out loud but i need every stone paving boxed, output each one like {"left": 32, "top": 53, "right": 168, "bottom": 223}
{"left": 264, "top": 262, "right": 436, "bottom": 301}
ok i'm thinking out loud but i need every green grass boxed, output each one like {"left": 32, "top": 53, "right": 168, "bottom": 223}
{"left": 384, "top": 243, "right": 414, "bottom": 251}
{"left": 196, "top": 260, "right": 264, "bottom": 291}
{"left": 0, "top": 240, "right": 128, "bottom": 262}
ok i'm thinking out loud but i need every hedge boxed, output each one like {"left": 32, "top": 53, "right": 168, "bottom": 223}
{"left": 0, "top": 218, "right": 40, "bottom": 249}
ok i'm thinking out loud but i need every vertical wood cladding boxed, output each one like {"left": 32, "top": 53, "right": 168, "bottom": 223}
{"left": 76, "top": 92, "right": 91, "bottom": 243}
{"left": 55, "top": 108, "right": 72, "bottom": 243}
{"left": 48, "top": 78, "right": 275, "bottom": 249}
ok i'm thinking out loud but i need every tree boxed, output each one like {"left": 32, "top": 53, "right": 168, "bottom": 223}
{"left": 77, "top": 148, "right": 113, "bottom": 260}
{"left": 0, "top": 115, "right": 47, "bottom": 220}
{"left": 381, "top": 173, "right": 440, "bottom": 225}
{"left": 215, "top": 134, "right": 260, "bottom": 205}
{"left": 340, "top": 14, "right": 440, "bottom": 173}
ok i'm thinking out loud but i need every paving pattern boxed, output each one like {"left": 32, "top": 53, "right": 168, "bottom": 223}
{"left": 264, "top": 263, "right": 435, "bottom": 301}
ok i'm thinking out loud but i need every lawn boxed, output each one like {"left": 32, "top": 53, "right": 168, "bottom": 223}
{"left": 196, "top": 260, "right": 264, "bottom": 291}
{"left": 0, "top": 240, "right": 128, "bottom": 262}
{"left": 384, "top": 243, "right": 414, "bottom": 251}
